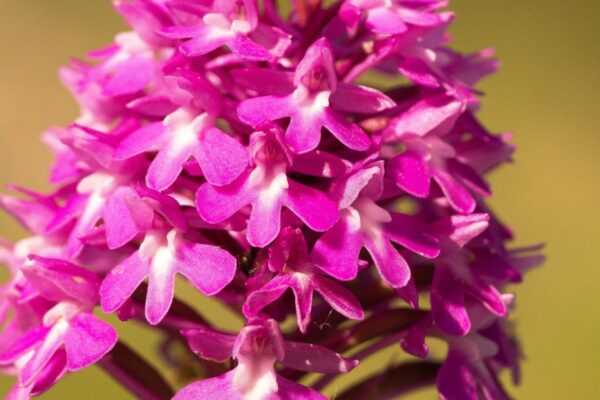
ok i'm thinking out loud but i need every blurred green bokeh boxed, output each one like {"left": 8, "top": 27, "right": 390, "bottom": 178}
{"left": 1, "top": 1, "right": 598, "bottom": 398}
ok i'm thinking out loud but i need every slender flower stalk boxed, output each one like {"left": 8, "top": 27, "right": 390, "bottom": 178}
{"left": 0, "top": 1, "right": 542, "bottom": 399}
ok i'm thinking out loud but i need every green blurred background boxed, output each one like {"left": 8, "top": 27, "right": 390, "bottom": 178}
{"left": 1, "top": 0, "right": 598, "bottom": 398}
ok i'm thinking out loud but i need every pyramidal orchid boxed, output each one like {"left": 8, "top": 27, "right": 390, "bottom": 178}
{"left": 1, "top": 1, "right": 542, "bottom": 399}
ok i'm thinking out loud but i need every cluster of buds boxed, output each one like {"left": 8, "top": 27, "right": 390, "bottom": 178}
{"left": 0, "top": 1, "right": 543, "bottom": 399}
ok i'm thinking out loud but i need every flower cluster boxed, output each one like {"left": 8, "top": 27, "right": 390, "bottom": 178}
{"left": 0, "top": 1, "right": 543, "bottom": 399}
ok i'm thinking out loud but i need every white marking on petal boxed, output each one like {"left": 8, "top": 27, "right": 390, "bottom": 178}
{"left": 77, "top": 172, "right": 117, "bottom": 195}
{"left": 43, "top": 301, "right": 84, "bottom": 326}
{"left": 149, "top": 244, "right": 176, "bottom": 296}
{"left": 139, "top": 230, "right": 167, "bottom": 260}
{"left": 233, "top": 355, "right": 279, "bottom": 400}
{"left": 293, "top": 86, "right": 331, "bottom": 110}
{"left": 114, "top": 32, "right": 152, "bottom": 59}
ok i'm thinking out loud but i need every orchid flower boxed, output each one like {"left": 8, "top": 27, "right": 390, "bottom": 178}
{"left": 237, "top": 38, "right": 395, "bottom": 153}
{"left": 175, "top": 318, "right": 357, "bottom": 399}
{"left": 243, "top": 227, "right": 364, "bottom": 333}
{"left": 100, "top": 229, "right": 237, "bottom": 325}
{"left": 312, "top": 159, "right": 440, "bottom": 288}
{"left": 0, "top": 257, "right": 117, "bottom": 394}
{"left": 159, "top": 0, "right": 289, "bottom": 61}
{"left": 196, "top": 128, "right": 340, "bottom": 247}
{"left": 340, "top": 0, "right": 444, "bottom": 35}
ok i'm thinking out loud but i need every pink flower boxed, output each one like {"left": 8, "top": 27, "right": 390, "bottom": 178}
{"left": 196, "top": 128, "right": 339, "bottom": 247}
{"left": 237, "top": 38, "right": 394, "bottom": 153}
{"left": 159, "top": 0, "right": 289, "bottom": 61}
{"left": 384, "top": 93, "right": 492, "bottom": 213}
{"left": 100, "top": 229, "right": 236, "bottom": 324}
{"left": 114, "top": 71, "right": 248, "bottom": 190}
{"left": 243, "top": 227, "right": 364, "bottom": 333}
{"left": 340, "top": 0, "right": 443, "bottom": 35}
{"left": 0, "top": 257, "right": 117, "bottom": 394}
{"left": 175, "top": 318, "right": 356, "bottom": 400}
{"left": 312, "top": 159, "right": 440, "bottom": 288}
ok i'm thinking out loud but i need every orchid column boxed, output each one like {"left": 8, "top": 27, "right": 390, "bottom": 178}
{"left": 0, "top": 1, "right": 542, "bottom": 400}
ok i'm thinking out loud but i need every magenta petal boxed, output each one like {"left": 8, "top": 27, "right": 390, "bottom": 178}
{"left": 230, "top": 34, "right": 272, "bottom": 61}
{"left": 396, "top": 275, "right": 419, "bottom": 308}
{"left": 20, "top": 327, "right": 65, "bottom": 387}
{"left": 284, "top": 180, "right": 339, "bottom": 233}
{"left": 237, "top": 95, "right": 294, "bottom": 127}
{"left": 181, "top": 328, "right": 235, "bottom": 362}
{"left": 0, "top": 191, "right": 56, "bottom": 235}
{"left": 366, "top": 7, "right": 407, "bottom": 34}
{"left": 290, "top": 277, "right": 314, "bottom": 333}
{"left": 247, "top": 193, "right": 283, "bottom": 247}
{"left": 64, "top": 313, "right": 117, "bottom": 371}
{"left": 104, "top": 56, "right": 153, "bottom": 97}
{"left": 364, "top": 235, "right": 411, "bottom": 288}
{"left": 45, "top": 193, "right": 86, "bottom": 234}
{"left": 291, "top": 150, "right": 348, "bottom": 178}
{"left": 332, "top": 83, "right": 396, "bottom": 114}
{"left": 243, "top": 275, "right": 291, "bottom": 318}
{"left": 285, "top": 109, "right": 326, "bottom": 154}
{"left": 399, "top": 58, "right": 440, "bottom": 88}
{"left": 283, "top": 340, "right": 358, "bottom": 373}
{"left": 339, "top": 3, "right": 361, "bottom": 29}
{"left": 174, "top": 243, "right": 237, "bottom": 296}
{"left": 146, "top": 138, "right": 192, "bottom": 191}
{"left": 467, "top": 279, "right": 507, "bottom": 317}
{"left": 104, "top": 186, "right": 154, "bottom": 249}
{"left": 26, "top": 349, "right": 67, "bottom": 397}
{"left": 114, "top": 122, "right": 166, "bottom": 160}
{"left": 100, "top": 252, "right": 150, "bottom": 313}
{"left": 195, "top": 171, "right": 252, "bottom": 224}
{"left": 276, "top": 375, "right": 327, "bottom": 400}
{"left": 249, "top": 23, "right": 291, "bottom": 58}
{"left": 388, "top": 151, "right": 431, "bottom": 197}
{"left": 172, "top": 70, "right": 223, "bottom": 116}
{"left": 64, "top": 198, "right": 104, "bottom": 259}
{"left": 397, "top": 7, "right": 441, "bottom": 26}
{"left": 312, "top": 275, "right": 364, "bottom": 321}
{"left": 0, "top": 326, "right": 49, "bottom": 365}
{"left": 136, "top": 186, "right": 187, "bottom": 231}
{"left": 193, "top": 128, "right": 248, "bottom": 186}
{"left": 435, "top": 214, "right": 490, "bottom": 247}
{"left": 311, "top": 213, "right": 362, "bottom": 281}
{"left": 332, "top": 163, "right": 382, "bottom": 208}
{"left": 173, "top": 371, "right": 240, "bottom": 400}
{"left": 179, "top": 28, "right": 229, "bottom": 57}
{"left": 159, "top": 25, "right": 204, "bottom": 39}
{"left": 448, "top": 159, "right": 491, "bottom": 197}
{"left": 232, "top": 68, "right": 294, "bottom": 96}
{"left": 400, "top": 319, "right": 429, "bottom": 358}
{"left": 437, "top": 351, "right": 478, "bottom": 400}
{"left": 127, "top": 95, "right": 177, "bottom": 117}
{"left": 385, "top": 213, "right": 440, "bottom": 258}
{"left": 392, "top": 95, "right": 463, "bottom": 137}
{"left": 432, "top": 168, "right": 476, "bottom": 214}
{"left": 322, "top": 108, "right": 371, "bottom": 151}
{"left": 23, "top": 256, "right": 100, "bottom": 304}
{"left": 431, "top": 266, "right": 470, "bottom": 336}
